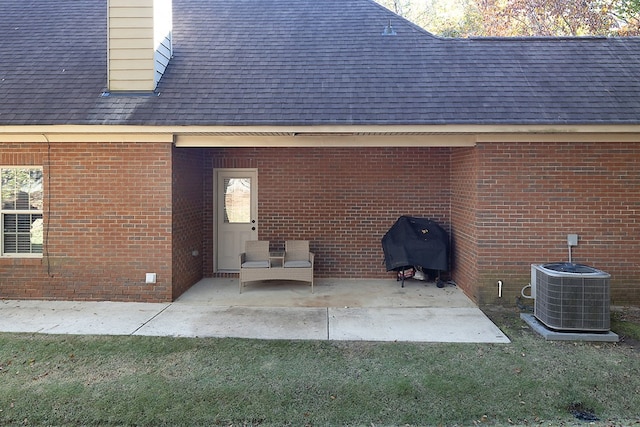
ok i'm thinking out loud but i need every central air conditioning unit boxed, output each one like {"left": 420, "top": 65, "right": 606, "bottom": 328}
{"left": 531, "top": 263, "right": 610, "bottom": 332}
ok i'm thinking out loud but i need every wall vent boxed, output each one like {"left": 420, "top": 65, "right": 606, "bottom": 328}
{"left": 532, "top": 263, "right": 610, "bottom": 332}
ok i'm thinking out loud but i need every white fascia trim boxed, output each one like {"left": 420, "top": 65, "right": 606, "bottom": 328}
{"left": 1, "top": 124, "right": 640, "bottom": 145}
{"left": 0, "top": 125, "right": 175, "bottom": 143}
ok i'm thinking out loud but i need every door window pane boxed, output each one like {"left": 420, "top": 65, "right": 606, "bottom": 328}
{"left": 223, "top": 178, "right": 251, "bottom": 223}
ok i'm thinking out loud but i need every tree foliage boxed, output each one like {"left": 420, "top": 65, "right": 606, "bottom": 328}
{"left": 611, "top": 0, "right": 640, "bottom": 34}
{"left": 475, "top": 0, "right": 634, "bottom": 36}
{"left": 374, "top": 0, "right": 640, "bottom": 36}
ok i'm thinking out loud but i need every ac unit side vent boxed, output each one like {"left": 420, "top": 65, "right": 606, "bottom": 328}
{"left": 532, "top": 263, "right": 610, "bottom": 332}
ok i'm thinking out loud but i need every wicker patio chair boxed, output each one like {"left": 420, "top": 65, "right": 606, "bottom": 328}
{"left": 239, "top": 240, "right": 271, "bottom": 292}
{"left": 241, "top": 240, "right": 271, "bottom": 268}
{"left": 284, "top": 240, "right": 315, "bottom": 292}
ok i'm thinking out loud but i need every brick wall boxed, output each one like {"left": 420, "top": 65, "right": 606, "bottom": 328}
{"left": 450, "top": 147, "right": 480, "bottom": 302}
{"left": 0, "top": 143, "right": 48, "bottom": 299}
{"left": 0, "top": 142, "right": 174, "bottom": 302}
{"left": 473, "top": 141, "right": 640, "bottom": 306}
{"left": 171, "top": 147, "right": 205, "bottom": 299}
{"left": 205, "top": 147, "right": 452, "bottom": 279}
{"left": 4, "top": 140, "right": 638, "bottom": 305}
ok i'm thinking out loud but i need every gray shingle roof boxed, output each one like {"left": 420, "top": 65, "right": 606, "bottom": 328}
{"left": 1, "top": 0, "right": 640, "bottom": 126}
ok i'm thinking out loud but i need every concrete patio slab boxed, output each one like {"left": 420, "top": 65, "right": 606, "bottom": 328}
{"left": 0, "top": 300, "right": 168, "bottom": 335}
{"left": 329, "top": 307, "right": 511, "bottom": 343}
{"left": 0, "top": 278, "right": 510, "bottom": 343}
{"left": 134, "top": 305, "right": 328, "bottom": 340}
{"left": 178, "top": 278, "right": 476, "bottom": 308}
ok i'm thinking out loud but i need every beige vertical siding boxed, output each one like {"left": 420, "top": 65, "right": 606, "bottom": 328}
{"left": 108, "top": 0, "right": 172, "bottom": 92}
{"left": 153, "top": 0, "right": 173, "bottom": 88}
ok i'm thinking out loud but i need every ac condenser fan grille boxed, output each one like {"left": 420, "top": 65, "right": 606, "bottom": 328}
{"left": 533, "top": 263, "right": 610, "bottom": 332}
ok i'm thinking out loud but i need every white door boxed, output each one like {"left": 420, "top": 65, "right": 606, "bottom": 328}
{"left": 215, "top": 169, "right": 258, "bottom": 271}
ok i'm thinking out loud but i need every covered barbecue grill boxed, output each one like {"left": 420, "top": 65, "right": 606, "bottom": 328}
{"left": 381, "top": 216, "right": 449, "bottom": 286}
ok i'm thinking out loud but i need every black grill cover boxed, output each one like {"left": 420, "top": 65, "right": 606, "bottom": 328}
{"left": 382, "top": 216, "right": 449, "bottom": 272}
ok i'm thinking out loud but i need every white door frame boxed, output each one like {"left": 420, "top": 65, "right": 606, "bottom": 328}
{"left": 213, "top": 168, "right": 258, "bottom": 272}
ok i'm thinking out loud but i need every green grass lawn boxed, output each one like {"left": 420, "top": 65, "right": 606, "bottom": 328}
{"left": 1, "top": 307, "right": 639, "bottom": 426}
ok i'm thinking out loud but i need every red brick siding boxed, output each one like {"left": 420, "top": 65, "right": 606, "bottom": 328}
{"left": 171, "top": 147, "right": 205, "bottom": 299}
{"left": 474, "top": 142, "right": 640, "bottom": 305}
{"left": 0, "top": 142, "right": 173, "bottom": 302}
{"left": 205, "top": 147, "right": 452, "bottom": 279}
{"left": 450, "top": 147, "right": 480, "bottom": 302}
{"left": 4, "top": 140, "right": 639, "bottom": 306}
{"left": 0, "top": 144, "right": 48, "bottom": 299}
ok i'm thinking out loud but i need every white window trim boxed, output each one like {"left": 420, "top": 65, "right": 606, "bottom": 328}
{"left": 0, "top": 166, "right": 44, "bottom": 258}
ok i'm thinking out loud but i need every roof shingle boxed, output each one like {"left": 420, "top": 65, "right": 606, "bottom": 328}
{"left": 1, "top": 0, "right": 640, "bottom": 126}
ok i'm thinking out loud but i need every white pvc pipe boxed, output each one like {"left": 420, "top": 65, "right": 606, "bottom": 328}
{"left": 521, "top": 284, "right": 534, "bottom": 299}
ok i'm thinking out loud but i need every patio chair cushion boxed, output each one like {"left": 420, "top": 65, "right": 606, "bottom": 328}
{"left": 283, "top": 260, "right": 312, "bottom": 268}
{"left": 241, "top": 260, "right": 270, "bottom": 268}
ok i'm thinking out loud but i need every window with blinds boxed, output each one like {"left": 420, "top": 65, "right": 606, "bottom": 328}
{"left": 0, "top": 167, "right": 43, "bottom": 256}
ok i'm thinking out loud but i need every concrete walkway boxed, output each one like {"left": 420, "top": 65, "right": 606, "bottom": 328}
{"left": 0, "top": 278, "right": 510, "bottom": 343}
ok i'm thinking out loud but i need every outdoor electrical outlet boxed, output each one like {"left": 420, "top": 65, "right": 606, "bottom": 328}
{"left": 145, "top": 273, "right": 157, "bottom": 284}
{"left": 567, "top": 234, "right": 578, "bottom": 246}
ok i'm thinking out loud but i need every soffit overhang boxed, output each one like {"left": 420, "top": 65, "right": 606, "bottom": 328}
{"left": 1, "top": 124, "right": 640, "bottom": 146}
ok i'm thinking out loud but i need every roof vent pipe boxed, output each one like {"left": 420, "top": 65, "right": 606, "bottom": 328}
{"left": 382, "top": 20, "right": 397, "bottom": 36}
